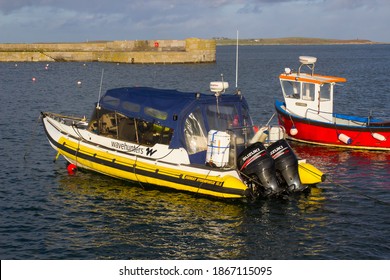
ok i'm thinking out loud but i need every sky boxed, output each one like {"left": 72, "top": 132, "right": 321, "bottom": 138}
{"left": 0, "top": 0, "right": 389, "bottom": 43}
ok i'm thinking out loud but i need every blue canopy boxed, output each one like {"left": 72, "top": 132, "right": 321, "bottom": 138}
{"left": 99, "top": 87, "right": 251, "bottom": 150}
{"left": 99, "top": 87, "right": 247, "bottom": 128}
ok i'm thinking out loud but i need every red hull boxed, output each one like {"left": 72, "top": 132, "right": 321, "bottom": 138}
{"left": 275, "top": 103, "right": 390, "bottom": 151}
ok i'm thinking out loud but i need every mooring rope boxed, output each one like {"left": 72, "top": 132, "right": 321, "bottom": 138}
{"left": 298, "top": 164, "right": 390, "bottom": 206}
{"left": 326, "top": 176, "right": 390, "bottom": 206}
{"left": 239, "top": 164, "right": 390, "bottom": 206}
{"left": 133, "top": 156, "right": 145, "bottom": 190}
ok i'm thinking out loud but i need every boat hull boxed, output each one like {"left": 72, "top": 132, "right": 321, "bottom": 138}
{"left": 41, "top": 113, "right": 252, "bottom": 199}
{"left": 275, "top": 101, "right": 390, "bottom": 151}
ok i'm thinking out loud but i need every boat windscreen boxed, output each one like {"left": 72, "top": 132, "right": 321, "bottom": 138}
{"left": 184, "top": 106, "right": 207, "bottom": 155}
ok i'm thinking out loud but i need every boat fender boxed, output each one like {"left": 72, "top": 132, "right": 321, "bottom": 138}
{"left": 249, "top": 127, "right": 268, "bottom": 144}
{"left": 67, "top": 163, "right": 77, "bottom": 175}
{"left": 372, "top": 133, "right": 387, "bottom": 142}
{"left": 206, "top": 130, "right": 230, "bottom": 167}
{"left": 290, "top": 125, "right": 298, "bottom": 136}
{"left": 338, "top": 133, "right": 352, "bottom": 144}
{"left": 258, "top": 131, "right": 269, "bottom": 143}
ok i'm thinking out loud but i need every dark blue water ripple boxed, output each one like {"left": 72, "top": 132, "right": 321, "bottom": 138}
{"left": 0, "top": 45, "right": 389, "bottom": 260}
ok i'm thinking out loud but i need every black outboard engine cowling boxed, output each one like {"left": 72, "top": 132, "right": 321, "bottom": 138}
{"left": 267, "top": 139, "right": 306, "bottom": 192}
{"left": 237, "top": 142, "right": 284, "bottom": 195}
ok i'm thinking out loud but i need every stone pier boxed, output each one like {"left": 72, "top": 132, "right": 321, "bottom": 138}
{"left": 0, "top": 38, "right": 216, "bottom": 64}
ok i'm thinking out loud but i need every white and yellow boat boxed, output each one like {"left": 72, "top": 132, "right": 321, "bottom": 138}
{"left": 41, "top": 82, "right": 324, "bottom": 200}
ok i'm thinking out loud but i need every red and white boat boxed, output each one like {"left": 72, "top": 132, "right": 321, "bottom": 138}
{"left": 275, "top": 56, "right": 390, "bottom": 151}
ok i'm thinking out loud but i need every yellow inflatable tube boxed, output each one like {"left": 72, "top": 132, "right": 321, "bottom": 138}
{"left": 298, "top": 162, "right": 325, "bottom": 185}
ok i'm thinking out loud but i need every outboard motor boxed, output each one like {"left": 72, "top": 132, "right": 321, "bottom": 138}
{"left": 267, "top": 139, "right": 306, "bottom": 192}
{"left": 237, "top": 142, "right": 284, "bottom": 195}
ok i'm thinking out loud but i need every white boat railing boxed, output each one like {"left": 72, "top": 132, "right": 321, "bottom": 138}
{"left": 303, "top": 107, "right": 373, "bottom": 127}
{"left": 303, "top": 108, "right": 334, "bottom": 123}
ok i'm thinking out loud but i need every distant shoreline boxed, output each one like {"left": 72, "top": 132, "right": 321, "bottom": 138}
{"left": 215, "top": 37, "right": 387, "bottom": 45}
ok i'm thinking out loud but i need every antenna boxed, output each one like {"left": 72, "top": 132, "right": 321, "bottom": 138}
{"left": 96, "top": 68, "right": 104, "bottom": 109}
{"left": 235, "top": 29, "right": 239, "bottom": 89}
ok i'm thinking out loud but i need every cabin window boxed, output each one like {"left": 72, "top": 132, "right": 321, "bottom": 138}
{"left": 206, "top": 104, "right": 239, "bottom": 131}
{"left": 237, "top": 106, "right": 254, "bottom": 139}
{"left": 88, "top": 109, "right": 173, "bottom": 146}
{"left": 144, "top": 107, "right": 168, "bottom": 120}
{"left": 184, "top": 107, "right": 207, "bottom": 155}
{"left": 88, "top": 108, "right": 117, "bottom": 135}
{"left": 240, "top": 106, "right": 252, "bottom": 128}
{"left": 121, "top": 101, "right": 140, "bottom": 113}
{"left": 302, "top": 83, "right": 315, "bottom": 101}
{"left": 282, "top": 81, "right": 300, "bottom": 99}
{"left": 319, "top": 84, "right": 331, "bottom": 101}
{"left": 101, "top": 95, "right": 120, "bottom": 107}
{"left": 136, "top": 120, "right": 173, "bottom": 146}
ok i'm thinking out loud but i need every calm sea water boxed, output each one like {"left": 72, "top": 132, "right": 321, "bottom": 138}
{"left": 0, "top": 45, "right": 389, "bottom": 260}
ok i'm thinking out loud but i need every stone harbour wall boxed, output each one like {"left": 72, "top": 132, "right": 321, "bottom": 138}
{"left": 0, "top": 38, "right": 216, "bottom": 64}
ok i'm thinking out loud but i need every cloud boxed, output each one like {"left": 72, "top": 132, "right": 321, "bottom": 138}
{"left": 0, "top": 0, "right": 301, "bottom": 14}
{"left": 321, "top": 0, "right": 380, "bottom": 10}
{"left": 0, "top": 0, "right": 389, "bottom": 42}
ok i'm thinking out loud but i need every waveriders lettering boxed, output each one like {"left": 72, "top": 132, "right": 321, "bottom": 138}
{"left": 111, "top": 141, "right": 144, "bottom": 154}
{"left": 110, "top": 141, "right": 158, "bottom": 157}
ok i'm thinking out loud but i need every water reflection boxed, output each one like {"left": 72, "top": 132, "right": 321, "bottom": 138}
{"left": 48, "top": 166, "right": 334, "bottom": 259}
{"left": 297, "top": 187, "right": 326, "bottom": 214}
{"left": 52, "top": 170, "right": 249, "bottom": 259}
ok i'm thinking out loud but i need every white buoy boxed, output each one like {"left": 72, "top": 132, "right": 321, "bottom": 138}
{"left": 77, "top": 81, "right": 82, "bottom": 86}
{"left": 338, "top": 133, "right": 352, "bottom": 144}
{"left": 290, "top": 126, "right": 298, "bottom": 136}
{"left": 32, "top": 77, "right": 36, "bottom": 82}
{"left": 372, "top": 133, "right": 386, "bottom": 141}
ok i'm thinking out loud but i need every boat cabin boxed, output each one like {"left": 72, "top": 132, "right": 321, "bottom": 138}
{"left": 279, "top": 56, "right": 346, "bottom": 123}
{"left": 87, "top": 85, "right": 255, "bottom": 165}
